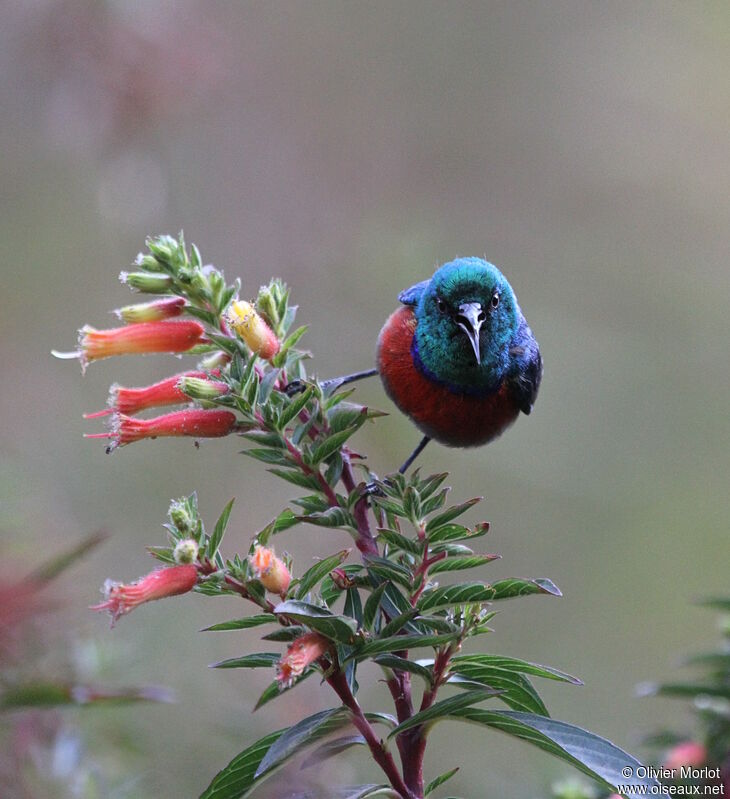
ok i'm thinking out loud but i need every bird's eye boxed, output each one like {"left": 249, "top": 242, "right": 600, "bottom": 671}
{"left": 436, "top": 297, "right": 448, "bottom": 313}
{"left": 490, "top": 293, "right": 500, "bottom": 309}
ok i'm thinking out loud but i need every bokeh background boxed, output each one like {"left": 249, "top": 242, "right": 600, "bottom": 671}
{"left": 1, "top": 2, "right": 728, "bottom": 797}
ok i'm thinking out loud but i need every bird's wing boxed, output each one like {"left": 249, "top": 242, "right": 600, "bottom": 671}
{"left": 509, "top": 343, "right": 542, "bottom": 415}
{"left": 398, "top": 279, "right": 430, "bottom": 306}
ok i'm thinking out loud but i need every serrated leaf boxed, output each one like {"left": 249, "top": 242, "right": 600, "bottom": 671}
{"left": 447, "top": 709, "right": 661, "bottom": 794}
{"left": 210, "top": 652, "right": 280, "bottom": 669}
{"left": 202, "top": 614, "right": 277, "bottom": 632}
{"left": 388, "top": 689, "right": 501, "bottom": 737}
{"left": 348, "top": 632, "right": 460, "bottom": 661}
{"left": 373, "top": 654, "right": 433, "bottom": 683}
{"left": 200, "top": 729, "right": 284, "bottom": 799}
{"left": 207, "top": 498, "right": 235, "bottom": 560}
{"left": 274, "top": 600, "right": 358, "bottom": 643}
{"left": 429, "top": 555, "right": 500, "bottom": 574}
{"left": 451, "top": 655, "right": 582, "bottom": 686}
{"left": 254, "top": 707, "right": 349, "bottom": 778}
{"left": 425, "top": 498, "right": 482, "bottom": 533}
{"left": 300, "top": 734, "right": 366, "bottom": 769}
{"left": 425, "top": 767, "right": 459, "bottom": 795}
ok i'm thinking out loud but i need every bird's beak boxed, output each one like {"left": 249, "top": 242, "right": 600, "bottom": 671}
{"left": 456, "top": 302, "right": 484, "bottom": 364}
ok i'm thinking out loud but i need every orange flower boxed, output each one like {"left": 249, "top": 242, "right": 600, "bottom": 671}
{"left": 276, "top": 632, "right": 330, "bottom": 688}
{"left": 250, "top": 545, "right": 291, "bottom": 597}
{"left": 53, "top": 320, "right": 205, "bottom": 372}
{"left": 86, "top": 408, "right": 237, "bottom": 451}
{"left": 225, "top": 300, "right": 280, "bottom": 359}
{"left": 114, "top": 296, "right": 186, "bottom": 323}
{"left": 663, "top": 741, "right": 707, "bottom": 770}
{"left": 84, "top": 370, "right": 213, "bottom": 418}
{"left": 91, "top": 564, "right": 198, "bottom": 626}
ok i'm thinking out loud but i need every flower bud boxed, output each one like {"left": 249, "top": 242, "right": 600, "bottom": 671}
{"left": 199, "top": 351, "right": 231, "bottom": 371}
{"left": 173, "top": 538, "right": 199, "bottom": 564}
{"left": 169, "top": 499, "right": 195, "bottom": 534}
{"left": 134, "top": 252, "right": 165, "bottom": 271}
{"left": 90, "top": 564, "right": 198, "bottom": 626}
{"left": 177, "top": 376, "right": 229, "bottom": 402}
{"left": 250, "top": 545, "right": 291, "bottom": 597}
{"left": 85, "top": 408, "right": 237, "bottom": 451}
{"left": 114, "top": 297, "right": 186, "bottom": 323}
{"left": 277, "top": 632, "right": 329, "bottom": 688}
{"left": 225, "top": 300, "right": 280, "bottom": 360}
{"left": 119, "top": 272, "right": 174, "bottom": 294}
{"left": 145, "top": 235, "right": 178, "bottom": 264}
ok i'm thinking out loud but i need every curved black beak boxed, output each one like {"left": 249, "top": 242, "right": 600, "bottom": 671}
{"left": 456, "top": 302, "right": 484, "bottom": 364}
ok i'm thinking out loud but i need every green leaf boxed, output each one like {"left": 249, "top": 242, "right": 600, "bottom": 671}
{"left": 448, "top": 669, "right": 548, "bottom": 715}
{"left": 447, "top": 709, "right": 661, "bottom": 794}
{"left": 0, "top": 682, "right": 173, "bottom": 710}
{"left": 698, "top": 596, "right": 730, "bottom": 610}
{"left": 418, "top": 579, "right": 561, "bottom": 612}
{"left": 298, "top": 507, "right": 357, "bottom": 530}
{"left": 209, "top": 653, "right": 280, "bottom": 670}
{"left": 379, "top": 609, "right": 420, "bottom": 638}
{"left": 30, "top": 530, "right": 108, "bottom": 583}
{"left": 200, "top": 729, "right": 284, "bottom": 799}
{"left": 425, "top": 767, "right": 459, "bottom": 795}
{"left": 310, "top": 427, "right": 361, "bottom": 464}
{"left": 641, "top": 682, "right": 730, "bottom": 700}
{"left": 348, "top": 632, "right": 460, "bottom": 661}
{"left": 296, "top": 550, "right": 351, "bottom": 599}
{"left": 202, "top": 614, "right": 277, "bottom": 632}
{"left": 429, "top": 555, "right": 500, "bottom": 574}
{"left": 254, "top": 669, "right": 315, "bottom": 710}
{"left": 365, "top": 556, "right": 412, "bottom": 589}
{"left": 363, "top": 583, "right": 388, "bottom": 630}
{"left": 279, "top": 386, "right": 314, "bottom": 428}
{"left": 261, "top": 626, "right": 306, "bottom": 642}
{"left": 274, "top": 600, "right": 358, "bottom": 643}
{"left": 254, "top": 707, "right": 349, "bottom": 778}
{"left": 417, "top": 472, "right": 450, "bottom": 500}
{"left": 267, "top": 468, "right": 322, "bottom": 491}
{"left": 388, "top": 689, "right": 501, "bottom": 737}
{"left": 373, "top": 654, "right": 433, "bottom": 683}
{"left": 243, "top": 448, "right": 294, "bottom": 466}
{"left": 300, "top": 734, "right": 366, "bottom": 769}
{"left": 377, "top": 528, "right": 423, "bottom": 555}
{"left": 320, "top": 565, "right": 364, "bottom": 607}
{"left": 425, "top": 498, "right": 482, "bottom": 533}
{"left": 327, "top": 402, "right": 370, "bottom": 433}
{"left": 451, "top": 655, "right": 582, "bottom": 686}
{"left": 207, "top": 498, "right": 235, "bottom": 560}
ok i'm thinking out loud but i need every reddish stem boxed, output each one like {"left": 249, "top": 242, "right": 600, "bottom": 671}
{"left": 341, "top": 450, "right": 379, "bottom": 557}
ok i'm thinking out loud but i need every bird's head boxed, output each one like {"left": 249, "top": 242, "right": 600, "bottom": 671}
{"left": 406, "top": 258, "right": 522, "bottom": 391}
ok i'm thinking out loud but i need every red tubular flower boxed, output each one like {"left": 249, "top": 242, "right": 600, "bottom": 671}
{"left": 54, "top": 320, "right": 206, "bottom": 372}
{"left": 86, "top": 408, "right": 237, "bottom": 451}
{"left": 84, "top": 370, "right": 214, "bottom": 418}
{"left": 91, "top": 564, "right": 198, "bottom": 626}
{"left": 114, "top": 296, "right": 186, "bottom": 323}
{"left": 663, "top": 741, "right": 707, "bottom": 770}
{"left": 250, "top": 545, "right": 291, "bottom": 597}
{"left": 276, "top": 631, "right": 330, "bottom": 688}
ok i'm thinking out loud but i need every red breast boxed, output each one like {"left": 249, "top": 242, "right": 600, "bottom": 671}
{"left": 376, "top": 306, "right": 519, "bottom": 448}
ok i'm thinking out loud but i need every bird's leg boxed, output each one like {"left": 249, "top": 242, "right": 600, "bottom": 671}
{"left": 284, "top": 368, "right": 378, "bottom": 397}
{"left": 398, "top": 435, "right": 431, "bottom": 474}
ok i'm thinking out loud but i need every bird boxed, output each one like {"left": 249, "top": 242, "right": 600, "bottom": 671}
{"left": 288, "top": 257, "right": 542, "bottom": 473}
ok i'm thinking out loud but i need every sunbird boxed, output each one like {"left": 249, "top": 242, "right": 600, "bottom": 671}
{"left": 291, "top": 257, "right": 542, "bottom": 473}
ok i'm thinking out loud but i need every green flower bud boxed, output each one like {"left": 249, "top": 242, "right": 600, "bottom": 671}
{"left": 173, "top": 538, "right": 199, "bottom": 564}
{"left": 177, "top": 375, "right": 229, "bottom": 401}
{"left": 255, "top": 284, "right": 279, "bottom": 328}
{"left": 169, "top": 499, "right": 195, "bottom": 534}
{"left": 134, "top": 252, "right": 165, "bottom": 272}
{"left": 120, "top": 272, "right": 174, "bottom": 294}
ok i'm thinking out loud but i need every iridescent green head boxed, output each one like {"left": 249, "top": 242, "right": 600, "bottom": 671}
{"left": 400, "top": 257, "right": 523, "bottom": 392}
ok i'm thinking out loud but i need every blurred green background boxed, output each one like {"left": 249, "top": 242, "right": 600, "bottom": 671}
{"left": 1, "top": 2, "right": 728, "bottom": 797}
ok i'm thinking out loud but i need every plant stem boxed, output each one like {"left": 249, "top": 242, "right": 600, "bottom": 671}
{"left": 341, "top": 451, "right": 379, "bottom": 557}
{"left": 327, "top": 667, "right": 416, "bottom": 799}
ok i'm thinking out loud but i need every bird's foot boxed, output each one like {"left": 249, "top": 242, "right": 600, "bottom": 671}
{"left": 283, "top": 379, "right": 307, "bottom": 397}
